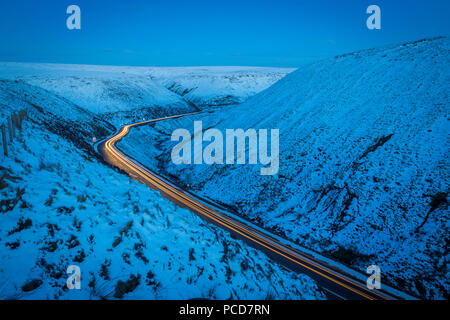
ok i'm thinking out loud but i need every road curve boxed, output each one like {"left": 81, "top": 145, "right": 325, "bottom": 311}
{"left": 98, "top": 113, "right": 405, "bottom": 300}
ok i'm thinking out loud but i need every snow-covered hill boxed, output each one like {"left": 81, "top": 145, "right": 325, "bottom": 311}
{"left": 0, "top": 63, "right": 293, "bottom": 122}
{"left": 146, "top": 66, "right": 295, "bottom": 109}
{"left": 0, "top": 63, "right": 196, "bottom": 126}
{"left": 120, "top": 37, "right": 450, "bottom": 299}
{"left": 0, "top": 79, "right": 114, "bottom": 155}
{"left": 0, "top": 80, "right": 324, "bottom": 299}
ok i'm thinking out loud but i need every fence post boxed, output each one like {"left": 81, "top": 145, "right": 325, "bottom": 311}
{"left": 8, "top": 117, "right": 13, "bottom": 142}
{"left": 15, "top": 112, "right": 21, "bottom": 131}
{"left": 1, "top": 125, "right": 7, "bottom": 157}
{"left": 17, "top": 112, "right": 22, "bottom": 131}
{"left": 12, "top": 115, "right": 16, "bottom": 139}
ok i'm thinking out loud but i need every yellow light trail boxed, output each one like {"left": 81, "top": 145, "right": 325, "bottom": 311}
{"left": 100, "top": 113, "right": 403, "bottom": 301}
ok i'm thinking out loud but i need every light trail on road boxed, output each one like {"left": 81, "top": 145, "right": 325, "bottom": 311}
{"left": 99, "top": 113, "right": 407, "bottom": 300}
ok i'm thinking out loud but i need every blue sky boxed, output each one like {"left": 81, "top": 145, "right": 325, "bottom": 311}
{"left": 0, "top": 0, "right": 449, "bottom": 67}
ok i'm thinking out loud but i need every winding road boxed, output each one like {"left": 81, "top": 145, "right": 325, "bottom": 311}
{"left": 98, "top": 113, "right": 409, "bottom": 300}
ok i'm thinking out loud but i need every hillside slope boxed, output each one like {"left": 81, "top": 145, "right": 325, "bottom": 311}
{"left": 146, "top": 66, "right": 295, "bottom": 109}
{"left": 0, "top": 64, "right": 293, "bottom": 122}
{"left": 120, "top": 37, "right": 450, "bottom": 299}
{"left": 0, "top": 80, "right": 324, "bottom": 299}
{"left": 0, "top": 63, "right": 196, "bottom": 126}
{"left": 0, "top": 79, "right": 114, "bottom": 155}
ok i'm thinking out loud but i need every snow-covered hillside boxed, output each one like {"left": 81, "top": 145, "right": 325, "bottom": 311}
{"left": 120, "top": 37, "right": 450, "bottom": 299}
{"left": 0, "top": 81, "right": 324, "bottom": 299}
{"left": 0, "top": 63, "right": 293, "bottom": 122}
{"left": 146, "top": 67, "right": 295, "bottom": 109}
{"left": 0, "top": 79, "right": 114, "bottom": 154}
{"left": 0, "top": 63, "right": 196, "bottom": 126}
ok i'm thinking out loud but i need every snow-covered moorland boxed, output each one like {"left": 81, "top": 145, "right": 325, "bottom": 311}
{"left": 0, "top": 80, "right": 324, "bottom": 299}
{"left": 146, "top": 66, "right": 296, "bottom": 109}
{"left": 0, "top": 62, "right": 196, "bottom": 127}
{"left": 0, "top": 63, "right": 294, "bottom": 123}
{"left": 119, "top": 37, "right": 450, "bottom": 299}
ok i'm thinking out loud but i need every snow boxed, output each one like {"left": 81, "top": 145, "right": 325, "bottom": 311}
{"left": 0, "top": 62, "right": 195, "bottom": 121}
{"left": 119, "top": 37, "right": 450, "bottom": 299}
{"left": 0, "top": 63, "right": 294, "bottom": 116}
{"left": 0, "top": 72, "right": 324, "bottom": 299}
{"left": 145, "top": 66, "right": 295, "bottom": 109}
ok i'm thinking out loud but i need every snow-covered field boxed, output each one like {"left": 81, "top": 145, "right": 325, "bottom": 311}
{"left": 0, "top": 80, "right": 324, "bottom": 299}
{"left": 119, "top": 37, "right": 450, "bottom": 299}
